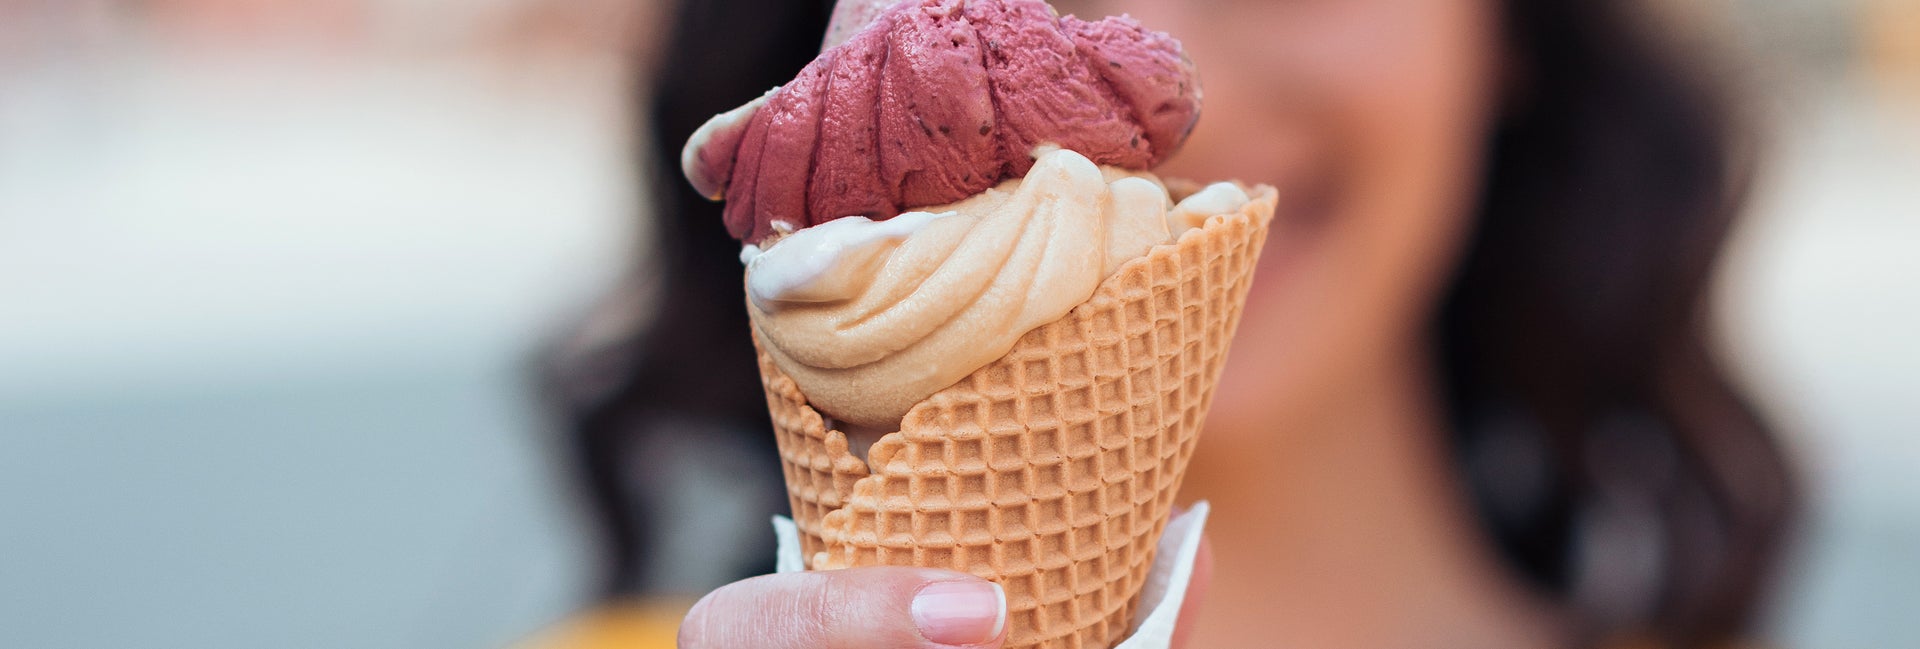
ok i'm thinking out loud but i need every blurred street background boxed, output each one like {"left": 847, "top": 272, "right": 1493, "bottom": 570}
{"left": 1, "top": 1, "right": 1914, "bottom": 648}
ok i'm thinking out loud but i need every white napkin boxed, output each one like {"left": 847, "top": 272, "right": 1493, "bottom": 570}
{"left": 772, "top": 501, "right": 1210, "bottom": 649}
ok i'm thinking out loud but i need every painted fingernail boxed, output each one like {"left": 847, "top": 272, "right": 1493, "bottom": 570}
{"left": 911, "top": 580, "right": 1006, "bottom": 645}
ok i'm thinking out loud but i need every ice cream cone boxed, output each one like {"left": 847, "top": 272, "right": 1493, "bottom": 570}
{"left": 755, "top": 184, "right": 1275, "bottom": 649}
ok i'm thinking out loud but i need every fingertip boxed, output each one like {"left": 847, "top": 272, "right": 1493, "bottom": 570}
{"left": 911, "top": 577, "right": 1007, "bottom": 647}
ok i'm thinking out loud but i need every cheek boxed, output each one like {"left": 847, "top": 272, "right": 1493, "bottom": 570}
{"left": 1183, "top": 0, "right": 1504, "bottom": 428}
{"left": 1065, "top": 0, "right": 1500, "bottom": 375}
{"left": 1150, "top": 0, "right": 1499, "bottom": 237}
{"left": 1301, "top": 0, "right": 1501, "bottom": 306}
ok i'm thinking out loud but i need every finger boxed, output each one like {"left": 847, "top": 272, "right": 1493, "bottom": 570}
{"left": 1170, "top": 534, "right": 1215, "bottom": 649}
{"left": 678, "top": 567, "right": 1007, "bottom": 649}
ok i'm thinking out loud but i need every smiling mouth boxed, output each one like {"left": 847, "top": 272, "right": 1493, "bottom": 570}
{"left": 1253, "top": 147, "right": 1340, "bottom": 250}
{"left": 1239, "top": 160, "right": 1339, "bottom": 291}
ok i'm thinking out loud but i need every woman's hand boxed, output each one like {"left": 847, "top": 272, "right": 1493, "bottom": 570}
{"left": 677, "top": 539, "right": 1213, "bottom": 649}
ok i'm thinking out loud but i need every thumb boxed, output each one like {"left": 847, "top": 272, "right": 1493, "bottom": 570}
{"left": 678, "top": 567, "right": 1008, "bottom": 649}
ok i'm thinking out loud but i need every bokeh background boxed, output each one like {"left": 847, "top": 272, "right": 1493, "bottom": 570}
{"left": 0, "top": 1, "right": 1913, "bottom": 648}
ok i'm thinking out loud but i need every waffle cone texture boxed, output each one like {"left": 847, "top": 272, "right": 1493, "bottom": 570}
{"left": 754, "top": 184, "right": 1276, "bottom": 649}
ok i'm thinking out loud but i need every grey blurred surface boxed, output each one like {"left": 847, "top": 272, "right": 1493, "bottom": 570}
{"left": 1718, "top": 0, "right": 1920, "bottom": 642}
{"left": 0, "top": 5, "right": 639, "bottom": 644}
{"left": 0, "top": 365, "right": 579, "bottom": 648}
{"left": 1724, "top": 81, "right": 1920, "bottom": 648}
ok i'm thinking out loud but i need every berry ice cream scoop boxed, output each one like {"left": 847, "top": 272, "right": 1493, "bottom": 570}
{"left": 682, "top": 0, "right": 1246, "bottom": 428}
{"left": 683, "top": 0, "right": 1201, "bottom": 244}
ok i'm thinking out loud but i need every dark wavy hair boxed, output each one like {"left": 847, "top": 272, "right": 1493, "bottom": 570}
{"left": 541, "top": 0, "right": 1796, "bottom": 646}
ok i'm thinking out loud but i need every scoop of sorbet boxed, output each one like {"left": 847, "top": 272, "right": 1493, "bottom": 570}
{"left": 682, "top": 0, "right": 1201, "bottom": 245}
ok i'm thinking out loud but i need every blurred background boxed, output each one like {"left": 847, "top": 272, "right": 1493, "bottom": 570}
{"left": 0, "top": 1, "right": 1913, "bottom": 648}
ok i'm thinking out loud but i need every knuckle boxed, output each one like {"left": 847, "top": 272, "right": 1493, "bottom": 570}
{"left": 795, "top": 572, "right": 846, "bottom": 642}
{"left": 677, "top": 573, "right": 856, "bottom": 649}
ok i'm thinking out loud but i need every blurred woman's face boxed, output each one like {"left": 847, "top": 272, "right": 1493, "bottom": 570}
{"left": 1059, "top": 0, "right": 1503, "bottom": 433}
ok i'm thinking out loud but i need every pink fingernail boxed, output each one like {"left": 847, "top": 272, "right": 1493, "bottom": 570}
{"left": 911, "top": 580, "right": 1006, "bottom": 645}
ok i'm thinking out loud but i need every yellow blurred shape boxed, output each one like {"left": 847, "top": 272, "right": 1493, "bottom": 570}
{"left": 515, "top": 599, "right": 695, "bottom": 649}
{"left": 1864, "top": 0, "right": 1920, "bottom": 107}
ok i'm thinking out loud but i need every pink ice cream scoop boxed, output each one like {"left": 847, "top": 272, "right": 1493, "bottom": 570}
{"left": 683, "top": 0, "right": 1202, "bottom": 245}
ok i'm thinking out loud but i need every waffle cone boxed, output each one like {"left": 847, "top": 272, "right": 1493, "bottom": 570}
{"left": 755, "top": 184, "right": 1275, "bottom": 648}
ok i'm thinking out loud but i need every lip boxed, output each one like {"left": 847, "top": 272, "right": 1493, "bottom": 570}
{"left": 1275, "top": 160, "right": 1339, "bottom": 232}
{"left": 1245, "top": 159, "right": 1338, "bottom": 292}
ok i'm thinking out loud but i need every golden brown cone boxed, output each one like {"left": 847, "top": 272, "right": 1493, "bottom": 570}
{"left": 755, "top": 184, "right": 1275, "bottom": 649}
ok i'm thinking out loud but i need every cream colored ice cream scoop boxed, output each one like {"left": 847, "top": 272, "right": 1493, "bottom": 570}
{"left": 746, "top": 148, "right": 1247, "bottom": 428}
